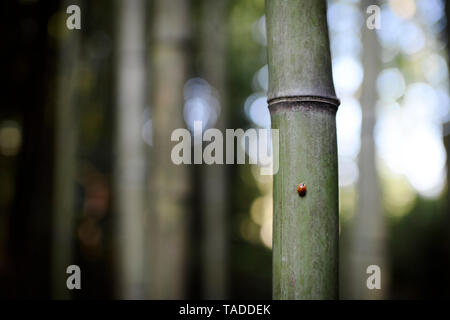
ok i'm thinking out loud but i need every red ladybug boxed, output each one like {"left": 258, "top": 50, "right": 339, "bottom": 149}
{"left": 297, "top": 183, "right": 307, "bottom": 197}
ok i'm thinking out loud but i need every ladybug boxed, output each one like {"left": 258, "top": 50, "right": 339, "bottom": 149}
{"left": 297, "top": 183, "right": 307, "bottom": 197}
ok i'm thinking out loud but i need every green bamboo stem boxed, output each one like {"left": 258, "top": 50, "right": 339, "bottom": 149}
{"left": 266, "top": 0, "right": 339, "bottom": 299}
{"left": 51, "top": 0, "right": 82, "bottom": 299}
{"left": 148, "top": 0, "right": 191, "bottom": 299}
{"left": 200, "top": 0, "right": 228, "bottom": 299}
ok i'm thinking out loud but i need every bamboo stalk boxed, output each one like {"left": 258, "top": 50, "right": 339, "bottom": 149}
{"left": 115, "top": 0, "right": 146, "bottom": 299}
{"left": 148, "top": 0, "right": 191, "bottom": 299}
{"left": 266, "top": 0, "right": 339, "bottom": 299}
{"left": 200, "top": 0, "right": 228, "bottom": 299}
{"left": 348, "top": 0, "right": 387, "bottom": 300}
{"left": 51, "top": 0, "right": 82, "bottom": 299}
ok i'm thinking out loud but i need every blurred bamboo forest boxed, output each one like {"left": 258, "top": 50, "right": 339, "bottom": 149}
{"left": 0, "top": 0, "right": 450, "bottom": 299}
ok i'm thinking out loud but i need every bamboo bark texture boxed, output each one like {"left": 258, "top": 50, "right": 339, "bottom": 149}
{"left": 266, "top": 0, "right": 339, "bottom": 299}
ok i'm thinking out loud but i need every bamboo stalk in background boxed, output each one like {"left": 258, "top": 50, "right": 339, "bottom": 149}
{"left": 200, "top": 0, "right": 228, "bottom": 299}
{"left": 51, "top": 0, "right": 82, "bottom": 299}
{"left": 445, "top": 0, "right": 450, "bottom": 262}
{"left": 348, "top": 0, "right": 387, "bottom": 300}
{"left": 148, "top": 0, "right": 191, "bottom": 299}
{"left": 266, "top": 0, "right": 340, "bottom": 299}
{"left": 115, "top": 0, "right": 146, "bottom": 299}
